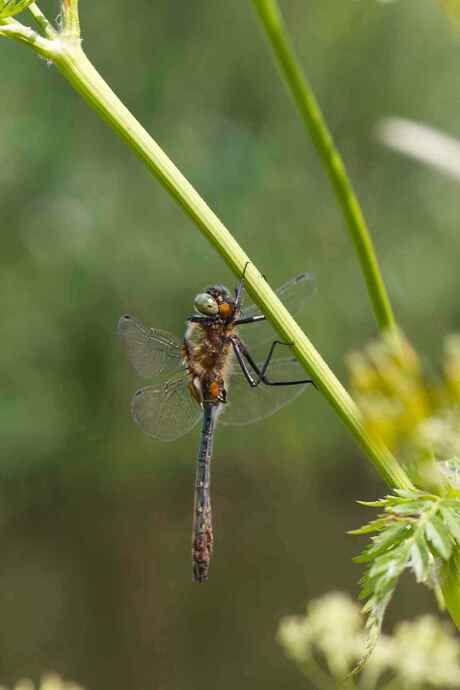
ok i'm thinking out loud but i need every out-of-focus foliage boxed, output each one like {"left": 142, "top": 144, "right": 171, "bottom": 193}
{"left": 278, "top": 591, "right": 460, "bottom": 688}
{"left": 1, "top": 1, "right": 460, "bottom": 689}
{"left": 347, "top": 330, "right": 427, "bottom": 454}
{"left": 439, "top": 0, "right": 460, "bottom": 25}
{"left": 347, "top": 329, "right": 460, "bottom": 488}
{"left": 0, "top": 675, "right": 84, "bottom": 690}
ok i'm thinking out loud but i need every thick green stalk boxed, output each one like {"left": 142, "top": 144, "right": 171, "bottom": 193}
{"left": 252, "top": 0, "right": 396, "bottom": 333}
{"left": 17, "top": 33, "right": 409, "bottom": 491}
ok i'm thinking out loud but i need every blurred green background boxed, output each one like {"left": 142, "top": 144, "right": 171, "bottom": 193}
{"left": 1, "top": 1, "right": 459, "bottom": 688}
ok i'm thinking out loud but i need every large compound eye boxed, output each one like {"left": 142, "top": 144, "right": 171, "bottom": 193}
{"left": 194, "top": 292, "right": 219, "bottom": 316}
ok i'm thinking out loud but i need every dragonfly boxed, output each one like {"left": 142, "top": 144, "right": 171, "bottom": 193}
{"left": 117, "top": 268, "right": 315, "bottom": 583}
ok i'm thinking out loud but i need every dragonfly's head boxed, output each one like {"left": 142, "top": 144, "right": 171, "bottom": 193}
{"left": 194, "top": 284, "right": 235, "bottom": 320}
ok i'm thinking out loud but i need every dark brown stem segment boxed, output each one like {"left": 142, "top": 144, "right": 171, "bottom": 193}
{"left": 192, "top": 404, "right": 218, "bottom": 582}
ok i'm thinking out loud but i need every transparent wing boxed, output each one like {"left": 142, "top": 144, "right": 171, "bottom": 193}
{"left": 118, "top": 314, "right": 183, "bottom": 379}
{"left": 237, "top": 273, "right": 315, "bottom": 358}
{"left": 131, "top": 374, "right": 203, "bottom": 441}
{"left": 220, "top": 358, "right": 310, "bottom": 426}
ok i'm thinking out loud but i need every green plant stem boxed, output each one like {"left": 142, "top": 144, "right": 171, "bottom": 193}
{"left": 27, "top": 2, "right": 55, "bottom": 38}
{"left": 62, "top": 0, "right": 80, "bottom": 36}
{"left": 251, "top": 0, "right": 396, "bottom": 333}
{"left": 0, "top": 17, "right": 51, "bottom": 53}
{"left": 43, "top": 39, "right": 411, "bottom": 491}
{"left": 441, "top": 550, "right": 460, "bottom": 629}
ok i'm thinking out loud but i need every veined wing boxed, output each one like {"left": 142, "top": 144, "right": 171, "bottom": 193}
{"left": 237, "top": 272, "right": 315, "bottom": 357}
{"left": 118, "top": 314, "right": 183, "bottom": 379}
{"left": 132, "top": 374, "right": 202, "bottom": 441}
{"left": 220, "top": 357, "right": 309, "bottom": 426}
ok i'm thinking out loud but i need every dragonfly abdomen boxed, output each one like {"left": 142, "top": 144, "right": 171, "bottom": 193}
{"left": 192, "top": 404, "right": 217, "bottom": 583}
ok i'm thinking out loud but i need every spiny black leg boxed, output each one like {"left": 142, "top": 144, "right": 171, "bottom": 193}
{"left": 237, "top": 338, "right": 315, "bottom": 388}
{"left": 230, "top": 337, "right": 258, "bottom": 387}
{"left": 259, "top": 340, "right": 291, "bottom": 377}
{"left": 258, "top": 340, "right": 316, "bottom": 387}
{"left": 233, "top": 314, "right": 266, "bottom": 327}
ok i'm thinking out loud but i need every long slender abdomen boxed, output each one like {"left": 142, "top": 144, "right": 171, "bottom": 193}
{"left": 192, "top": 404, "right": 218, "bottom": 582}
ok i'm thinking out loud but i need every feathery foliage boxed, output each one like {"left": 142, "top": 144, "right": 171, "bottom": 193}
{"left": 0, "top": 0, "right": 34, "bottom": 19}
{"left": 351, "top": 488, "right": 460, "bottom": 672}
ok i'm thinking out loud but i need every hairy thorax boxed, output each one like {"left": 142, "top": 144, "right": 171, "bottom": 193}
{"left": 183, "top": 320, "right": 235, "bottom": 403}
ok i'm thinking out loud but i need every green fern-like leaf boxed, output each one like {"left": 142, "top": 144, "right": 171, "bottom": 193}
{"left": 0, "top": 0, "right": 34, "bottom": 19}
{"left": 350, "top": 489, "right": 460, "bottom": 673}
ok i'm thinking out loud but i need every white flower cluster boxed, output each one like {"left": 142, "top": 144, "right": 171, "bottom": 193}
{"left": 278, "top": 592, "right": 460, "bottom": 689}
{"left": 392, "top": 615, "right": 460, "bottom": 687}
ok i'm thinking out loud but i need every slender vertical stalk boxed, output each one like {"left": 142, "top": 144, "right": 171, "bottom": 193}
{"left": 251, "top": 0, "right": 396, "bottom": 333}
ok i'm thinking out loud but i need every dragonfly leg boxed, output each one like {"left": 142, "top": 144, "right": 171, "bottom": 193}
{"left": 233, "top": 314, "right": 266, "bottom": 327}
{"left": 259, "top": 340, "right": 291, "bottom": 377}
{"left": 237, "top": 338, "right": 316, "bottom": 388}
{"left": 234, "top": 261, "right": 251, "bottom": 310}
{"left": 231, "top": 337, "right": 259, "bottom": 387}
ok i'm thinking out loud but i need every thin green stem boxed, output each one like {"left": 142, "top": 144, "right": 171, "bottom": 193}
{"left": 46, "top": 40, "right": 412, "bottom": 491}
{"left": 62, "top": 0, "right": 80, "bottom": 37}
{"left": 251, "top": 0, "right": 396, "bottom": 333}
{"left": 27, "top": 2, "right": 56, "bottom": 38}
{"left": 0, "top": 17, "right": 52, "bottom": 54}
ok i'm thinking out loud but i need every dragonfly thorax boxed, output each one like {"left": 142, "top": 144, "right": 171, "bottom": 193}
{"left": 184, "top": 318, "right": 234, "bottom": 406}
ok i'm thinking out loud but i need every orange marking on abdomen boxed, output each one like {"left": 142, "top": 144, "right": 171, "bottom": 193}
{"left": 209, "top": 381, "right": 220, "bottom": 399}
